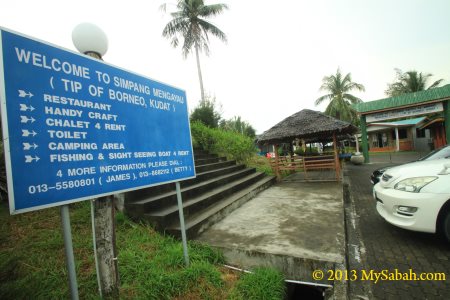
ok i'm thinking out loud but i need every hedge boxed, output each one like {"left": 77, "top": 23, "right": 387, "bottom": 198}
{"left": 190, "top": 121, "right": 257, "bottom": 164}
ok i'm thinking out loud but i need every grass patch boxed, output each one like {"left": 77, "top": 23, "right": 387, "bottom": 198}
{"left": 0, "top": 201, "right": 285, "bottom": 299}
{"left": 247, "top": 155, "right": 274, "bottom": 176}
{"left": 229, "top": 267, "right": 286, "bottom": 300}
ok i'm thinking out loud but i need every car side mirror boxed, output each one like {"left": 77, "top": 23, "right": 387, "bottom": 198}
{"left": 438, "top": 163, "right": 450, "bottom": 175}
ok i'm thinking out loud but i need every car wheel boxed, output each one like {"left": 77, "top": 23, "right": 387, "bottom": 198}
{"left": 442, "top": 210, "right": 450, "bottom": 243}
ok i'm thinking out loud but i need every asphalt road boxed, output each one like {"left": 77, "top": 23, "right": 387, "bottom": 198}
{"left": 344, "top": 158, "right": 450, "bottom": 300}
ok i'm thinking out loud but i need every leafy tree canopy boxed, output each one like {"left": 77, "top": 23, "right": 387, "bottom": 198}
{"left": 385, "top": 68, "right": 444, "bottom": 97}
{"left": 220, "top": 116, "right": 256, "bottom": 138}
{"left": 190, "top": 95, "right": 222, "bottom": 128}
{"left": 161, "top": 0, "right": 228, "bottom": 57}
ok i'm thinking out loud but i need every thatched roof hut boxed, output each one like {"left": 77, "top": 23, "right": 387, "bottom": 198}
{"left": 257, "top": 109, "right": 358, "bottom": 145}
{"left": 257, "top": 109, "right": 358, "bottom": 182}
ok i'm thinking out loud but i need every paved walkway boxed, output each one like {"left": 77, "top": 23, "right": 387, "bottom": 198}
{"left": 345, "top": 154, "right": 450, "bottom": 299}
{"left": 197, "top": 173, "right": 345, "bottom": 287}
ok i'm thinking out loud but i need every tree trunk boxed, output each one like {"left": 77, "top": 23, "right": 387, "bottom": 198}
{"left": 195, "top": 44, "right": 205, "bottom": 101}
{"left": 86, "top": 51, "right": 119, "bottom": 297}
{"left": 94, "top": 196, "right": 119, "bottom": 297}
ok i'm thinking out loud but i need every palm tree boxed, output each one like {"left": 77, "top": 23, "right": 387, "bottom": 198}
{"left": 385, "top": 69, "right": 444, "bottom": 97}
{"left": 315, "top": 68, "right": 365, "bottom": 124}
{"left": 220, "top": 116, "right": 256, "bottom": 138}
{"left": 162, "top": 0, "right": 228, "bottom": 101}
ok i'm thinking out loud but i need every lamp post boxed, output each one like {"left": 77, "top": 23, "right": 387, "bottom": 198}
{"left": 72, "top": 23, "right": 119, "bottom": 297}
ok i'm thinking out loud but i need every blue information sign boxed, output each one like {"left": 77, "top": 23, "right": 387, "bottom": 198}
{"left": 0, "top": 28, "right": 196, "bottom": 214}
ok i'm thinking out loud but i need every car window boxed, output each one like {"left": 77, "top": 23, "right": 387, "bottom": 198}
{"left": 419, "top": 145, "right": 450, "bottom": 161}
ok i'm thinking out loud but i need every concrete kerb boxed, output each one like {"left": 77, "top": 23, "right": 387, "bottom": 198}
{"left": 220, "top": 247, "right": 335, "bottom": 285}
{"left": 343, "top": 166, "right": 373, "bottom": 300}
{"left": 218, "top": 246, "right": 347, "bottom": 299}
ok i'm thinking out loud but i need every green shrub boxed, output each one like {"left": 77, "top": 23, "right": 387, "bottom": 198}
{"left": 191, "top": 121, "right": 215, "bottom": 152}
{"left": 191, "top": 121, "right": 257, "bottom": 164}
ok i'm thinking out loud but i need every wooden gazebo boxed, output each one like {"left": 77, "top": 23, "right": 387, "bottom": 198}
{"left": 257, "top": 109, "right": 358, "bottom": 181}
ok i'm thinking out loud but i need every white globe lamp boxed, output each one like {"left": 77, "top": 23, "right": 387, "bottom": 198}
{"left": 72, "top": 22, "right": 108, "bottom": 57}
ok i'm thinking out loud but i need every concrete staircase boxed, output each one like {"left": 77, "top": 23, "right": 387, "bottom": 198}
{"left": 124, "top": 149, "right": 276, "bottom": 238}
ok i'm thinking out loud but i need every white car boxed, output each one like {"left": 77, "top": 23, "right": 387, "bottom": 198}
{"left": 373, "top": 159, "right": 450, "bottom": 241}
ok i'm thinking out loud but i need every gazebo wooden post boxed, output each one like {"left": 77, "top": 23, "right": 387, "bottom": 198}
{"left": 333, "top": 133, "right": 341, "bottom": 181}
{"left": 289, "top": 142, "right": 295, "bottom": 174}
{"left": 274, "top": 144, "right": 281, "bottom": 180}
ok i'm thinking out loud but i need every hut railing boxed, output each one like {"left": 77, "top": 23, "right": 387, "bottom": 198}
{"left": 268, "top": 155, "right": 337, "bottom": 174}
{"left": 268, "top": 155, "right": 304, "bottom": 172}
{"left": 302, "top": 155, "right": 336, "bottom": 171}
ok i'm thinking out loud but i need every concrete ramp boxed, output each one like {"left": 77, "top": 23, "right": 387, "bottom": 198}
{"left": 196, "top": 174, "right": 346, "bottom": 297}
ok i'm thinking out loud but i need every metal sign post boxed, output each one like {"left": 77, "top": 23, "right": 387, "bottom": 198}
{"left": 60, "top": 205, "right": 79, "bottom": 300}
{"left": 175, "top": 182, "right": 190, "bottom": 266}
{"left": 90, "top": 199, "right": 102, "bottom": 297}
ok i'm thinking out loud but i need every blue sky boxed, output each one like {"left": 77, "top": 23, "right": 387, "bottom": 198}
{"left": 1, "top": 0, "right": 449, "bottom": 133}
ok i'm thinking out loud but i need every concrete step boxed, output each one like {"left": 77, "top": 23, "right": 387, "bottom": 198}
{"left": 165, "top": 175, "right": 276, "bottom": 238}
{"left": 125, "top": 167, "right": 257, "bottom": 217}
{"left": 193, "top": 148, "right": 209, "bottom": 156}
{"left": 187, "top": 164, "right": 246, "bottom": 188}
{"left": 142, "top": 171, "right": 267, "bottom": 230}
{"left": 193, "top": 152, "right": 218, "bottom": 160}
{"left": 125, "top": 163, "right": 246, "bottom": 202}
{"left": 195, "top": 156, "right": 227, "bottom": 166}
{"left": 195, "top": 160, "right": 236, "bottom": 173}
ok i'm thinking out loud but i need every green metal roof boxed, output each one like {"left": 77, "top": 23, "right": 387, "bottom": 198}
{"left": 370, "top": 117, "right": 426, "bottom": 126}
{"left": 353, "top": 84, "right": 450, "bottom": 114}
{"left": 392, "top": 117, "right": 426, "bottom": 125}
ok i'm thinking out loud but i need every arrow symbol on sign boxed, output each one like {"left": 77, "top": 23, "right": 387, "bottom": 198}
{"left": 18, "top": 90, "right": 34, "bottom": 98}
{"left": 23, "top": 142, "right": 38, "bottom": 150}
{"left": 25, "top": 155, "right": 40, "bottom": 163}
{"left": 22, "top": 129, "right": 37, "bottom": 137}
{"left": 20, "top": 104, "right": 35, "bottom": 112}
{"left": 21, "top": 116, "right": 36, "bottom": 123}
